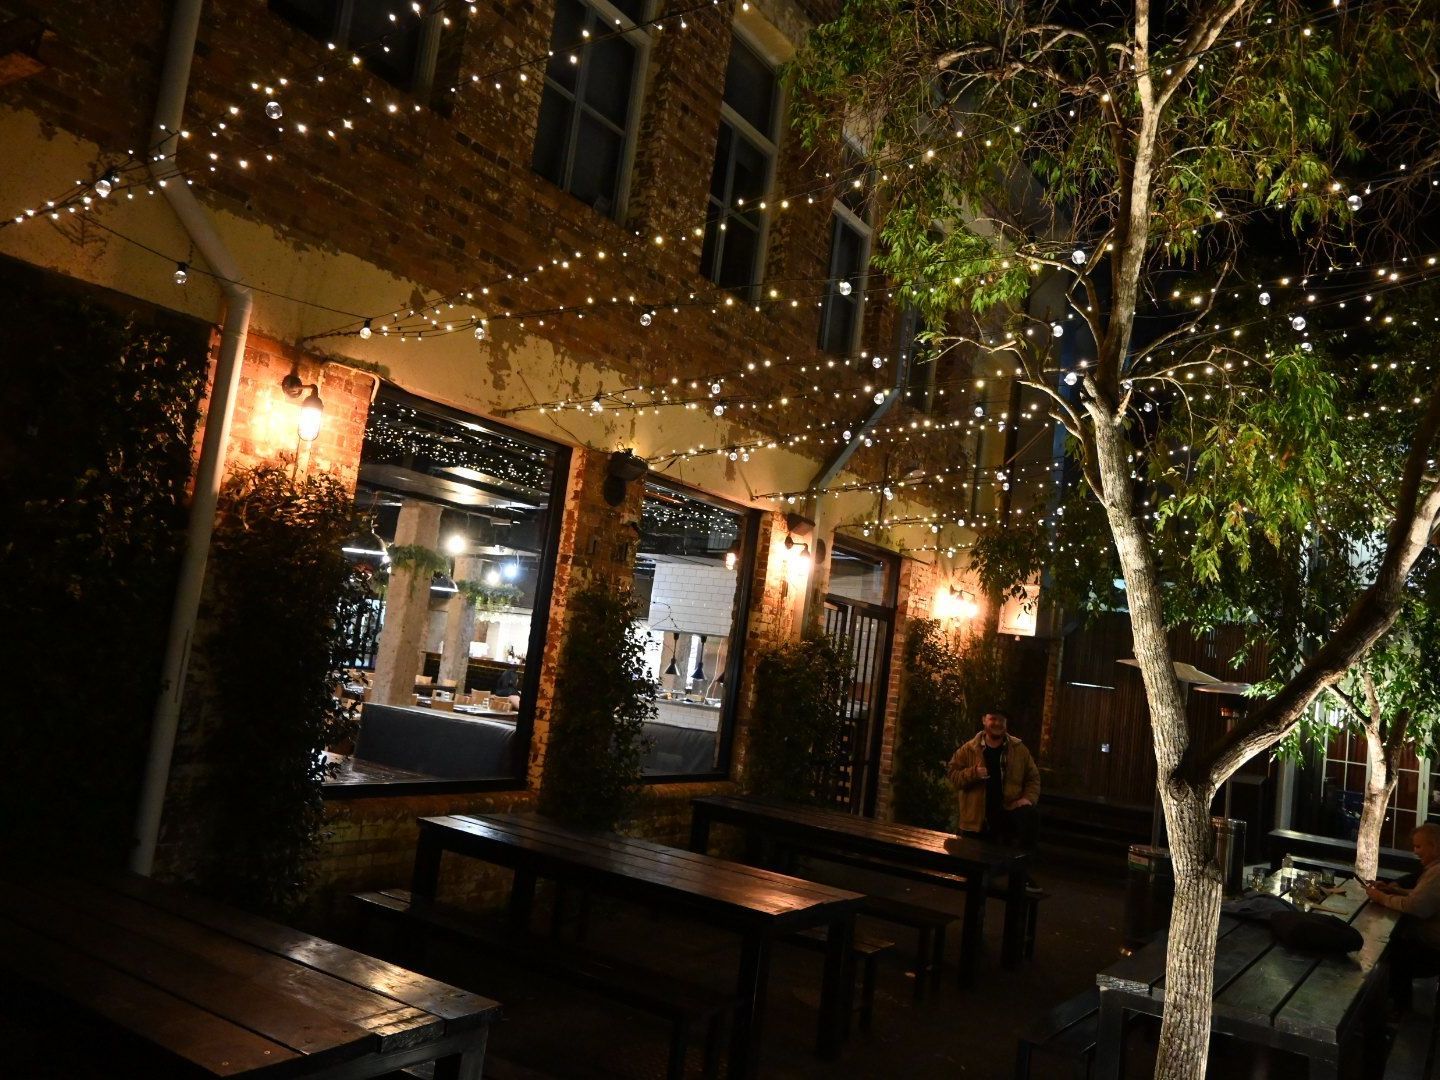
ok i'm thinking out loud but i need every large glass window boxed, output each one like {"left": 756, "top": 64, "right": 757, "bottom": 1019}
{"left": 329, "top": 388, "right": 565, "bottom": 790}
{"left": 818, "top": 141, "right": 873, "bottom": 356}
{"left": 532, "top": 0, "right": 649, "bottom": 219}
{"left": 631, "top": 483, "right": 752, "bottom": 778}
{"left": 1287, "top": 707, "right": 1427, "bottom": 850}
{"left": 270, "top": 0, "right": 440, "bottom": 95}
{"left": 699, "top": 33, "right": 779, "bottom": 294}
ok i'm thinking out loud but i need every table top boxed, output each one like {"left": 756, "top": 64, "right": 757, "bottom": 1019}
{"left": 692, "top": 794, "right": 1027, "bottom": 876}
{"left": 0, "top": 870, "right": 498, "bottom": 1077}
{"left": 1097, "top": 877, "right": 1397, "bottom": 1045}
{"left": 418, "top": 812, "right": 863, "bottom": 928}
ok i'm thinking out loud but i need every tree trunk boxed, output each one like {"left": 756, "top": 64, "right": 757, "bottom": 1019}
{"left": 1155, "top": 792, "right": 1225, "bottom": 1080}
{"left": 1355, "top": 717, "right": 1400, "bottom": 882}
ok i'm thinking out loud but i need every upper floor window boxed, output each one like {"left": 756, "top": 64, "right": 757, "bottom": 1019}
{"left": 700, "top": 33, "right": 780, "bottom": 294}
{"left": 899, "top": 306, "right": 937, "bottom": 412}
{"left": 532, "top": 0, "right": 650, "bottom": 219}
{"left": 270, "top": 0, "right": 441, "bottom": 96}
{"left": 818, "top": 139, "right": 874, "bottom": 356}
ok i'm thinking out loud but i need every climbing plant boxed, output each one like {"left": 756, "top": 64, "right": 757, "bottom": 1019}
{"left": 745, "top": 635, "right": 851, "bottom": 806}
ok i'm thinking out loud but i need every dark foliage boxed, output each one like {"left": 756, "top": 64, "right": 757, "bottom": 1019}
{"left": 0, "top": 279, "right": 206, "bottom": 868}
{"left": 538, "top": 578, "right": 655, "bottom": 831}
{"left": 744, "top": 635, "right": 851, "bottom": 805}
{"left": 195, "top": 466, "right": 365, "bottom": 915}
{"left": 893, "top": 622, "right": 1014, "bottom": 829}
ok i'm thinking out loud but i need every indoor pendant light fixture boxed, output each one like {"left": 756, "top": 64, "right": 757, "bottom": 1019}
{"left": 662, "top": 632, "right": 679, "bottom": 677}
{"left": 691, "top": 635, "right": 708, "bottom": 681}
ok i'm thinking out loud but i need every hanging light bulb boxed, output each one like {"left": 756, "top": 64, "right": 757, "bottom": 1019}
{"left": 359, "top": 319, "right": 373, "bottom": 339}
{"left": 710, "top": 382, "right": 722, "bottom": 395}
{"left": 640, "top": 310, "right": 654, "bottom": 326}
{"left": 265, "top": 100, "right": 284, "bottom": 120}
{"left": 871, "top": 356, "right": 883, "bottom": 368}
{"left": 1290, "top": 314, "right": 1307, "bottom": 331}
{"left": 503, "top": 560, "right": 521, "bottom": 581}
{"left": 590, "top": 394, "right": 603, "bottom": 412}
{"left": 297, "top": 387, "right": 324, "bottom": 441}
{"left": 713, "top": 402, "right": 725, "bottom": 416}
{"left": 973, "top": 404, "right": 985, "bottom": 417}
{"left": 173, "top": 262, "right": 189, "bottom": 285}
{"left": 842, "top": 429, "right": 853, "bottom": 441}
{"left": 837, "top": 279, "right": 853, "bottom": 296}
{"left": 1258, "top": 290, "right": 1271, "bottom": 306}
{"left": 1071, "top": 248, "right": 1087, "bottom": 265}
{"left": 1301, "top": 341, "right": 1314, "bottom": 352}
{"left": 474, "top": 321, "right": 487, "bottom": 341}
{"left": 873, "top": 391, "right": 886, "bottom": 405}
{"left": 444, "top": 533, "right": 467, "bottom": 556}
{"left": 1064, "top": 371, "right": 1079, "bottom": 386}
{"left": 1051, "top": 322, "right": 1064, "bottom": 338}
{"left": 94, "top": 169, "right": 119, "bottom": 198}
{"left": 1346, "top": 193, "right": 1363, "bottom": 212}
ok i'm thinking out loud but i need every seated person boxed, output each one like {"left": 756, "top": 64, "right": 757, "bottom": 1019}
{"left": 492, "top": 667, "right": 523, "bottom": 710}
{"left": 1364, "top": 822, "right": 1440, "bottom": 1011}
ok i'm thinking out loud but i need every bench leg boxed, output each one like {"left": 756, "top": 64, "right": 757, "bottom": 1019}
{"left": 703, "top": 1011, "right": 728, "bottom": 1080}
{"left": 1025, "top": 898, "right": 1039, "bottom": 961}
{"left": 689, "top": 811, "right": 713, "bottom": 854}
{"left": 913, "top": 927, "right": 933, "bottom": 1000}
{"left": 433, "top": 1030, "right": 488, "bottom": 1080}
{"left": 1001, "top": 870, "right": 1027, "bottom": 969}
{"left": 959, "top": 884, "right": 986, "bottom": 987}
{"left": 1092, "top": 992, "right": 1126, "bottom": 1080}
{"left": 728, "top": 932, "right": 771, "bottom": 1080}
{"left": 816, "top": 915, "right": 852, "bottom": 1058}
{"left": 931, "top": 926, "right": 947, "bottom": 993}
{"left": 667, "top": 1018, "right": 692, "bottom": 1080}
{"left": 859, "top": 955, "right": 877, "bottom": 1033}
{"left": 1013, "top": 1039, "right": 1033, "bottom": 1080}
{"left": 508, "top": 868, "right": 537, "bottom": 930}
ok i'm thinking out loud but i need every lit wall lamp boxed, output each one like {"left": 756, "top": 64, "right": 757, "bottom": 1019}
{"left": 281, "top": 366, "right": 324, "bottom": 442}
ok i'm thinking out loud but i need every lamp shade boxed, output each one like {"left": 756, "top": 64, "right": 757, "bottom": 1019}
{"left": 341, "top": 526, "right": 388, "bottom": 564}
{"left": 690, "top": 635, "right": 707, "bottom": 681}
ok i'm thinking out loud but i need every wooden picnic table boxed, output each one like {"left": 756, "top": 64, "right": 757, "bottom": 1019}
{"left": 1092, "top": 877, "right": 1398, "bottom": 1079}
{"left": 0, "top": 870, "right": 498, "bottom": 1078}
{"left": 688, "top": 793, "right": 1031, "bottom": 981}
{"left": 411, "top": 811, "right": 864, "bottom": 1080}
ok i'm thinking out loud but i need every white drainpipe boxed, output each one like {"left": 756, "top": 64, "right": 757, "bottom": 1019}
{"left": 131, "top": 0, "right": 252, "bottom": 875}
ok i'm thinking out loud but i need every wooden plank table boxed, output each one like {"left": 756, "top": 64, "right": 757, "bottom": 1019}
{"left": 1092, "top": 877, "right": 1398, "bottom": 1078}
{"left": 411, "top": 812, "right": 864, "bottom": 1080}
{"left": 0, "top": 871, "right": 499, "bottom": 1078}
{"left": 688, "top": 793, "right": 1031, "bottom": 982}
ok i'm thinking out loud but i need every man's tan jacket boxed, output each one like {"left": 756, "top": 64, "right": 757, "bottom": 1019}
{"left": 945, "top": 732, "right": 1041, "bottom": 834}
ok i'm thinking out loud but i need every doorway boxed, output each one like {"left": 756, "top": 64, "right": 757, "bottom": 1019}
{"left": 822, "top": 542, "right": 898, "bottom": 816}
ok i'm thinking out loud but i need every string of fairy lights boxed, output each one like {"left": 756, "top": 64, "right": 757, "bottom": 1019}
{"left": 6, "top": 0, "right": 1439, "bottom": 544}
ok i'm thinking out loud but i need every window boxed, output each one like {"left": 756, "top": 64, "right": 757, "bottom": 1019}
{"left": 899, "top": 306, "right": 937, "bottom": 412}
{"left": 329, "top": 388, "right": 567, "bottom": 791}
{"left": 1286, "top": 707, "right": 1428, "bottom": 850}
{"left": 818, "top": 141, "right": 874, "bottom": 355}
{"left": 700, "top": 33, "right": 779, "bottom": 294}
{"left": 631, "top": 483, "right": 753, "bottom": 778}
{"left": 532, "top": 0, "right": 650, "bottom": 219}
{"left": 270, "top": 0, "right": 442, "bottom": 96}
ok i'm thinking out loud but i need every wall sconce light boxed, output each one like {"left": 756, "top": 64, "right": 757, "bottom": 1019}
{"left": 724, "top": 544, "right": 740, "bottom": 571}
{"left": 957, "top": 589, "right": 980, "bottom": 620}
{"left": 281, "top": 367, "right": 324, "bottom": 442}
{"left": 936, "top": 586, "right": 980, "bottom": 621}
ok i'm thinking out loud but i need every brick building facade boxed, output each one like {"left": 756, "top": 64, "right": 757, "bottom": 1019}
{"left": 0, "top": 0, "right": 1043, "bottom": 911}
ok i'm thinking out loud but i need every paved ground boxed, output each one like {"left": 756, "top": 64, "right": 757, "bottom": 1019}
{"left": 396, "top": 848, "right": 1321, "bottom": 1078}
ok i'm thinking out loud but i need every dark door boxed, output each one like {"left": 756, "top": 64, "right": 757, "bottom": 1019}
{"left": 822, "top": 543, "right": 898, "bottom": 816}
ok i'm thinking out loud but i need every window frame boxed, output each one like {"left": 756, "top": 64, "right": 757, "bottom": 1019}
{"left": 818, "top": 199, "right": 873, "bottom": 357}
{"left": 325, "top": 386, "right": 571, "bottom": 800}
{"left": 269, "top": 0, "right": 443, "bottom": 98}
{"left": 531, "top": 0, "right": 653, "bottom": 221}
{"left": 700, "top": 26, "right": 783, "bottom": 298}
{"left": 634, "top": 478, "right": 759, "bottom": 785}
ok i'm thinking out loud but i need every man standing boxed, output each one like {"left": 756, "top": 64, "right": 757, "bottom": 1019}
{"left": 1364, "top": 822, "right": 1440, "bottom": 1011}
{"left": 946, "top": 710, "right": 1041, "bottom": 848}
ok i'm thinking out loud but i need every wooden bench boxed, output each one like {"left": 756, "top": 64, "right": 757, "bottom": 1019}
{"left": 0, "top": 871, "right": 498, "bottom": 1079}
{"left": 786, "top": 926, "right": 893, "bottom": 1032}
{"left": 790, "top": 847, "right": 1049, "bottom": 974}
{"left": 1386, "top": 980, "right": 1440, "bottom": 1079}
{"left": 356, "top": 888, "right": 734, "bottom": 1080}
{"left": 1014, "top": 988, "right": 1101, "bottom": 1079}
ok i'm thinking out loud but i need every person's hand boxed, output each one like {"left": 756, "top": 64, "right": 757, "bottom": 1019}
{"left": 1364, "top": 883, "right": 1390, "bottom": 906}
{"left": 974, "top": 764, "right": 989, "bottom": 780}
{"left": 1010, "top": 797, "right": 1033, "bottom": 808}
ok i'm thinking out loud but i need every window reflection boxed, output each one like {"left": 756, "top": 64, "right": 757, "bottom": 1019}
{"left": 632, "top": 484, "right": 749, "bottom": 776}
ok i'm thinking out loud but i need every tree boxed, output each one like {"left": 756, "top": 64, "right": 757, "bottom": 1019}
{"left": 792, "top": 2, "right": 1440, "bottom": 1073}
{"left": 538, "top": 578, "right": 654, "bottom": 831}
